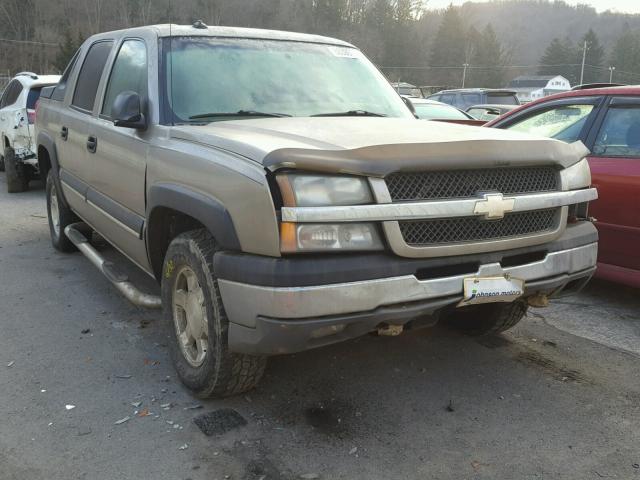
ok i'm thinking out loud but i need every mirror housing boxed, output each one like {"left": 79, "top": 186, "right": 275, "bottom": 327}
{"left": 112, "top": 91, "right": 147, "bottom": 130}
{"left": 401, "top": 96, "right": 418, "bottom": 118}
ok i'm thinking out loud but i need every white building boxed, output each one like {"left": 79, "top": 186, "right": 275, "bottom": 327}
{"left": 508, "top": 75, "right": 571, "bottom": 103}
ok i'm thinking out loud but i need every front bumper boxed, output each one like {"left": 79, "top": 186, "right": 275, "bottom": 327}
{"left": 217, "top": 222, "right": 598, "bottom": 355}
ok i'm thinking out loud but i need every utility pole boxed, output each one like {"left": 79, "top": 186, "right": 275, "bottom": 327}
{"left": 462, "top": 63, "right": 469, "bottom": 88}
{"left": 579, "top": 40, "right": 588, "bottom": 85}
{"left": 609, "top": 66, "right": 616, "bottom": 83}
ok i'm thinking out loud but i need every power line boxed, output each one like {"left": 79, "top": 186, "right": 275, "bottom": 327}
{"left": 0, "top": 38, "right": 58, "bottom": 47}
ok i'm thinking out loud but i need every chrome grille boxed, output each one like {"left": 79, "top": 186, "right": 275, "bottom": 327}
{"left": 386, "top": 167, "right": 559, "bottom": 202}
{"left": 399, "top": 209, "right": 559, "bottom": 246}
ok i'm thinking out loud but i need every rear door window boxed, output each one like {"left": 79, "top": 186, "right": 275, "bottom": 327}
{"left": 487, "top": 93, "right": 518, "bottom": 105}
{"left": 72, "top": 41, "right": 114, "bottom": 112}
{"left": 461, "top": 93, "right": 482, "bottom": 108}
{"left": 592, "top": 105, "right": 640, "bottom": 157}
{"left": 1, "top": 80, "right": 22, "bottom": 108}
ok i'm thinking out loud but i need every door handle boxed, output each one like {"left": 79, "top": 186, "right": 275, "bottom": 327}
{"left": 86, "top": 135, "right": 97, "bottom": 153}
{"left": 60, "top": 126, "right": 68, "bottom": 140}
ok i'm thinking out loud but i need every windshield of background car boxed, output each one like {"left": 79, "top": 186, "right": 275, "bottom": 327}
{"left": 506, "top": 104, "right": 594, "bottom": 142}
{"left": 487, "top": 93, "right": 518, "bottom": 105}
{"left": 413, "top": 103, "right": 468, "bottom": 120}
{"left": 163, "top": 37, "right": 412, "bottom": 122}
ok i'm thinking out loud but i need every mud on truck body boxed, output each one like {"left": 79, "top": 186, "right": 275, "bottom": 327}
{"left": 36, "top": 23, "right": 598, "bottom": 398}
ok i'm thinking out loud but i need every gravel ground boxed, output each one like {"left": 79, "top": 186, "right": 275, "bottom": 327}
{"left": 1, "top": 177, "right": 639, "bottom": 480}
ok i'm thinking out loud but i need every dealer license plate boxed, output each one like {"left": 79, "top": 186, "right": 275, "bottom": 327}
{"left": 457, "top": 276, "right": 525, "bottom": 307}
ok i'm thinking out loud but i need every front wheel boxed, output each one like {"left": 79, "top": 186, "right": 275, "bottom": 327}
{"left": 46, "top": 170, "right": 78, "bottom": 252}
{"left": 443, "top": 300, "right": 528, "bottom": 336}
{"left": 5, "top": 147, "right": 28, "bottom": 193}
{"left": 161, "top": 229, "right": 266, "bottom": 398}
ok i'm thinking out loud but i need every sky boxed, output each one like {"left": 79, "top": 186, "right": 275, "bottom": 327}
{"left": 425, "top": 0, "right": 640, "bottom": 14}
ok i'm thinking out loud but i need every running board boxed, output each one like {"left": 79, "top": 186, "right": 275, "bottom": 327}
{"left": 64, "top": 223, "right": 162, "bottom": 309}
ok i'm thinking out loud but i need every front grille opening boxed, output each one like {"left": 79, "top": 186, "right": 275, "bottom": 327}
{"left": 415, "top": 262, "right": 480, "bottom": 281}
{"left": 399, "top": 208, "right": 559, "bottom": 246}
{"left": 386, "top": 166, "right": 559, "bottom": 202}
{"left": 500, "top": 250, "right": 547, "bottom": 268}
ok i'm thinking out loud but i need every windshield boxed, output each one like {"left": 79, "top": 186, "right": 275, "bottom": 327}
{"left": 413, "top": 103, "right": 469, "bottom": 120}
{"left": 163, "top": 37, "right": 411, "bottom": 123}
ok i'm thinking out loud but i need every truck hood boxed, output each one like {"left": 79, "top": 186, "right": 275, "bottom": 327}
{"left": 170, "top": 117, "right": 588, "bottom": 176}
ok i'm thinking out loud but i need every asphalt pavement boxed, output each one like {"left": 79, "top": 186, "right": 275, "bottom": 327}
{"left": 1, "top": 176, "right": 639, "bottom": 480}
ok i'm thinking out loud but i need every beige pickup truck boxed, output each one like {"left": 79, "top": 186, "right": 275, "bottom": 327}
{"left": 36, "top": 23, "right": 598, "bottom": 398}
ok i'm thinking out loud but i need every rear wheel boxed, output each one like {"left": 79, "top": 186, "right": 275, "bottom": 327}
{"left": 46, "top": 170, "right": 78, "bottom": 252}
{"left": 443, "top": 301, "right": 528, "bottom": 336}
{"left": 161, "top": 229, "right": 266, "bottom": 398}
{"left": 5, "top": 147, "right": 28, "bottom": 193}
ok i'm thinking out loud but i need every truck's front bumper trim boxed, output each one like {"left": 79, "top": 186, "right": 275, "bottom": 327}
{"left": 218, "top": 242, "right": 598, "bottom": 326}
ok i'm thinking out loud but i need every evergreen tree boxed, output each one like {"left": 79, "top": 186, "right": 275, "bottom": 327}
{"left": 538, "top": 37, "right": 577, "bottom": 84}
{"left": 609, "top": 26, "right": 640, "bottom": 84}
{"left": 467, "top": 23, "right": 507, "bottom": 88}
{"left": 429, "top": 4, "right": 467, "bottom": 86}
{"left": 53, "top": 29, "right": 81, "bottom": 73}
{"left": 576, "top": 29, "right": 605, "bottom": 84}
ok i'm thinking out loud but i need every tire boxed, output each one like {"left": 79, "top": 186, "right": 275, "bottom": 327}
{"left": 46, "top": 170, "right": 78, "bottom": 252}
{"left": 443, "top": 300, "right": 528, "bottom": 336}
{"left": 5, "top": 147, "right": 28, "bottom": 193}
{"left": 161, "top": 229, "right": 266, "bottom": 398}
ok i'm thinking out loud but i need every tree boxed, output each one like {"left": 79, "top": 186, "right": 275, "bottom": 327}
{"left": 609, "top": 26, "right": 640, "bottom": 84}
{"left": 53, "top": 29, "right": 82, "bottom": 72}
{"left": 429, "top": 4, "right": 467, "bottom": 86}
{"left": 467, "top": 23, "right": 508, "bottom": 88}
{"left": 576, "top": 28, "right": 604, "bottom": 84}
{"left": 538, "top": 37, "right": 577, "bottom": 84}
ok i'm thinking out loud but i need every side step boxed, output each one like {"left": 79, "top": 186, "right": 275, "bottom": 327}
{"left": 64, "top": 223, "right": 162, "bottom": 309}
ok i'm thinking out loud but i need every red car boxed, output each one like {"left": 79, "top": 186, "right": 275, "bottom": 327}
{"left": 487, "top": 85, "right": 640, "bottom": 288}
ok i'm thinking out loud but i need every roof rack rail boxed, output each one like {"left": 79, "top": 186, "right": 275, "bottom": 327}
{"left": 571, "top": 82, "right": 626, "bottom": 91}
{"left": 16, "top": 71, "right": 38, "bottom": 80}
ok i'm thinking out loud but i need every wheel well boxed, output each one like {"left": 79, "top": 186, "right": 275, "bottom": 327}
{"left": 147, "top": 207, "right": 207, "bottom": 282}
{"left": 37, "top": 146, "right": 52, "bottom": 178}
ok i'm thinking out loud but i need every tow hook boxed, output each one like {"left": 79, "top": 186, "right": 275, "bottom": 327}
{"left": 527, "top": 293, "right": 549, "bottom": 308}
{"left": 377, "top": 324, "right": 404, "bottom": 336}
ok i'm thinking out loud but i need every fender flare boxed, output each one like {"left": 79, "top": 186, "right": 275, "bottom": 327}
{"left": 146, "top": 183, "right": 241, "bottom": 252}
{"left": 37, "top": 131, "right": 69, "bottom": 207}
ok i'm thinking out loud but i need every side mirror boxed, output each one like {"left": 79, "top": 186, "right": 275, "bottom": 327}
{"left": 401, "top": 96, "right": 418, "bottom": 118}
{"left": 112, "top": 91, "right": 147, "bottom": 130}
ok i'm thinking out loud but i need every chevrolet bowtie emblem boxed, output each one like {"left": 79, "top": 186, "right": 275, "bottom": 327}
{"left": 473, "top": 193, "right": 515, "bottom": 220}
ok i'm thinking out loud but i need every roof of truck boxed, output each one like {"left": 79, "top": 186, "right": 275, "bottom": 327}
{"left": 88, "top": 23, "right": 355, "bottom": 48}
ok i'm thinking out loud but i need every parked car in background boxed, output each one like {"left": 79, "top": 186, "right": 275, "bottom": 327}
{"left": 407, "top": 97, "right": 484, "bottom": 125}
{"left": 391, "top": 82, "right": 423, "bottom": 98}
{"left": 0, "top": 72, "right": 60, "bottom": 192}
{"left": 428, "top": 88, "right": 520, "bottom": 111}
{"left": 487, "top": 85, "right": 640, "bottom": 288}
{"left": 466, "top": 104, "right": 518, "bottom": 122}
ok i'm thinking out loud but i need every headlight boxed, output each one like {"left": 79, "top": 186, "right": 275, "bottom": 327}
{"left": 281, "top": 222, "right": 383, "bottom": 253}
{"left": 276, "top": 173, "right": 373, "bottom": 207}
{"left": 276, "top": 173, "right": 383, "bottom": 252}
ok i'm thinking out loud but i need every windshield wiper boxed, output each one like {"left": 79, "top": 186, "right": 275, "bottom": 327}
{"left": 189, "top": 110, "right": 291, "bottom": 120}
{"left": 311, "top": 110, "right": 387, "bottom": 117}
